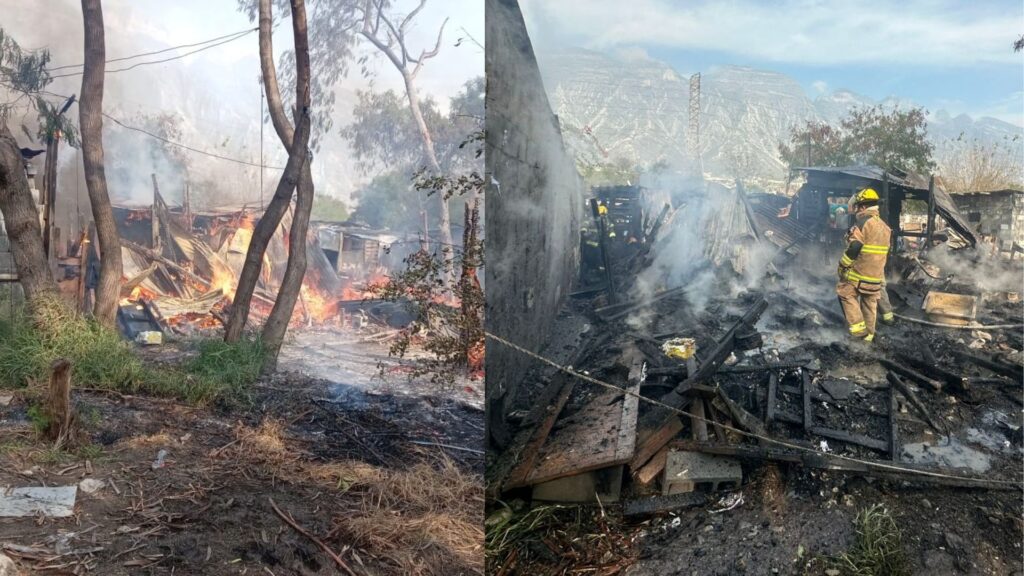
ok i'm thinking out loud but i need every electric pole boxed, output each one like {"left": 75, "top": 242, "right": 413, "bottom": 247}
{"left": 688, "top": 73, "right": 702, "bottom": 177}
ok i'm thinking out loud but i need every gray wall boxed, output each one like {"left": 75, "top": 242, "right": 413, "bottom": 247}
{"left": 485, "top": 0, "right": 583, "bottom": 445}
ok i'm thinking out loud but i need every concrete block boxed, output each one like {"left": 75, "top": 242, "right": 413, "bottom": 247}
{"left": 531, "top": 466, "right": 623, "bottom": 503}
{"left": 663, "top": 450, "right": 742, "bottom": 495}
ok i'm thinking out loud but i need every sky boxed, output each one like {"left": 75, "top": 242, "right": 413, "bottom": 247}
{"left": 519, "top": 0, "right": 1024, "bottom": 127}
{"left": 2, "top": 0, "right": 484, "bottom": 202}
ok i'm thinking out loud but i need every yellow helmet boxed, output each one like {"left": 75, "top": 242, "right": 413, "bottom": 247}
{"left": 854, "top": 188, "right": 880, "bottom": 204}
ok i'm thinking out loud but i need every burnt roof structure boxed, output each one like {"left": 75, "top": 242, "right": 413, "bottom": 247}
{"left": 794, "top": 165, "right": 978, "bottom": 247}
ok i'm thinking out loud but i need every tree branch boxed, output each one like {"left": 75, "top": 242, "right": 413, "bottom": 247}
{"left": 411, "top": 17, "right": 447, "bottom": 79}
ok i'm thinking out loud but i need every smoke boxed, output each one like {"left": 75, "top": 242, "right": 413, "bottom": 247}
{"left": 923, "top": 243, "right": 1024, "bottom": 294}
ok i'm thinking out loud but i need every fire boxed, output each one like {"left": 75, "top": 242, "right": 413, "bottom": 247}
{"left": 300, "top": 284, "right": 338, "bottom": 322}
{"left": 209, "top": 267, "right": 236, "bottom": 300}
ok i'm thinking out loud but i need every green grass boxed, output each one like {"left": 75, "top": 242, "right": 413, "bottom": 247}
{"left": 820, "top": 505, "right": 910, "bottom": 576}
{"left": 0, "top": 298, "right": 264, "bottom": 405}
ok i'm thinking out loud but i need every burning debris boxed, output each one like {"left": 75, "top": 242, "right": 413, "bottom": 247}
{"left": 79, "top": 185, "right": 404, "bottom": 339}
{"left": 488, "top": 164, "right": 1023, "bottom": 573}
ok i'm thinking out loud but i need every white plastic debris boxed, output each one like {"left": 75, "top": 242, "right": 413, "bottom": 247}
{"left": 709, "top": 492, "right": 744, "bottom": 514}
{"left": 78, "top": 478, "right": 105, "bottom": 495}
{"left": 819, "top": 440, "right": 831, "bottom": 453}
{"left": 151, "top": 449, "right": 169, "bottom": 470}
{"left": 0, "top": 486, "right": 77, "bottom": 518}
{"left": 669, "top": 516, "right": 682, "bottom": 529}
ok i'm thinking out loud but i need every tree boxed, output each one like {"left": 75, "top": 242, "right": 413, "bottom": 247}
{"left": 256, "top": 0, "right": 315, "bottom": 373}
{"left": 778, "top": 106, "right": 935, "bottom": 174}
{"left": 841, "top": 105, "right": 934, "bottom": 173}
{"left": 0, "top": 29, "right": 68, "bottom": 314}
{"left": 224, "top": 0, "right": 313, "bottom": 377}
{"left": 938, "top": 136, "right": 1024, "bottom": 193}
{"left": 79, "top": 0, "right": 123, "bottom": 328}
{"left": 349, "top": 170, "right": 418, "bottom": 230}
{"left": 358, "top": 0, "right": 456, "bottom": 289}
{"left": 341, "top": 78, "right": 483, "bottom": 232}
{"left": 1015, "top": 35, "right": 1023, "bottom": 52}
{"left": 778, "top": 120, "right": 851, "bottom": 168}
{"left": 0, "top": 123, "right": 57, "bottom": 305}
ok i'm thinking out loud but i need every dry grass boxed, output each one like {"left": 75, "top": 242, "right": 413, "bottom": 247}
{"left": 760, "top": 462, "right": 786, "bottom": 514}
{"left": 228, "top": 419, "right": 485, "bottom": 575}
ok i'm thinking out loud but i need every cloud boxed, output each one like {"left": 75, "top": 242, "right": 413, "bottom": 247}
{"left": 812, "top": 80, "right": 828, "bottom": 94}
{"left": 519, "top": 0, "right": 1023, "bottom": 67}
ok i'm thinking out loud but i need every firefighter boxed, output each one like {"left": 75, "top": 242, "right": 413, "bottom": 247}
{"left": 878, "top": 280, "right": 895, "bottom": 325}
{"left": 837, "top": 187, "right": 892, "bottom": 342}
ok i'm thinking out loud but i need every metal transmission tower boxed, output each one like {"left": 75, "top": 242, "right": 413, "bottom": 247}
{"left": 687, "top": 73, "right": 703, "bottom": 177}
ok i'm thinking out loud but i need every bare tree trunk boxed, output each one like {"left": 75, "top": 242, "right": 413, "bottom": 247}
{"left": 224, "top": 0, "right": 312, "bottom": 345}
{"left": 402, "top": 73, "right": 455, "bottom": 289}
{"left": 259, "top": 0, "right": 314, "bottom": 373}
{"left": 80, "top": 0, "right": 122, "bottom": 328}
{"left": 0, "top": 124, "right": 58, "bottom": 304}
{"left": 359, "top": 0, "right": 455, "bottom": 290}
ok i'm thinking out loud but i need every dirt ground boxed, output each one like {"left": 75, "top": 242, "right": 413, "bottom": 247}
{"left": 0, "top": 341, "right": 484, "bottom": 575}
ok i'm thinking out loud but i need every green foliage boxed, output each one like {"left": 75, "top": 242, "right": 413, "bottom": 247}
{"left": 372, "top": 199, "right": 483, "bottom": 388}
{"left": 0, "top": 27, "right": 78, "bottom": 149}
{"left": 0, "top": 298, "right": 263, "bottom": 405}
{"left": 825, "top": 505, "right": 909, "bottom": 576}
{"left": 842, "top": 105, "right": 934, "bottom": 173}
{"left": 184, "top": 338, "right": 264, "bottom": 400}
{"left": 311, "top": 193, "right": 350, "bottom": 223}
{"left": 779, "top": 121, "right": 852, "bottom": 168}
{"left": 780, "top": 105, "right": 935, "bottom": 174}
{"left": 26, "top": 404, "right": 50, "bottom": 435}
{"left": 579, "top": 158, "right": 640, "bottom": 187}
{"left": 350, "top": 170, "right": 417, "bottom": 230}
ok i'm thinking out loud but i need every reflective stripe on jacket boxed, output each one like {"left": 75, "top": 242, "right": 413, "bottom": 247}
{"left": 841, "top": 208, "right": 892, "bottom": 284}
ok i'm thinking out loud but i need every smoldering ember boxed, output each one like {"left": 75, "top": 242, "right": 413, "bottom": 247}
{"left": 0, "top": 1, "right": 484, "bottom": 575}
{"left": 484, "top": 2, "right": 1023, "bottom": 575}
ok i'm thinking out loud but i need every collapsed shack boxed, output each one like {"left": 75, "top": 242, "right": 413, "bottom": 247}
{"left": 49, "top": 183, "right": 414, "bottom": 341}
{"left": 488, "top": 165, "right": 1023, "bottom": 573}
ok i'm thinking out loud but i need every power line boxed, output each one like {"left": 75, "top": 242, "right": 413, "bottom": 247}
{"left": 47, "top": 28, "right": 257, "bottom": 71}
{"left": 101, "top": 112, "right": 285, "bottom": 170}
{"left": 47, "top": 29, "right": 257, "bottom": 80}
{"left": 28, "top": 88, "right": 285, "bottom": 170}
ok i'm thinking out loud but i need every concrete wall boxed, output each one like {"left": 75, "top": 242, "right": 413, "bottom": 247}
{"left": 485, "top": 0, "right": 583, "bottom": 444}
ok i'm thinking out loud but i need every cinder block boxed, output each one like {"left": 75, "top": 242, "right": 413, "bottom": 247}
{"left": 663, "top": 450, "right": 742, "bottom": 495}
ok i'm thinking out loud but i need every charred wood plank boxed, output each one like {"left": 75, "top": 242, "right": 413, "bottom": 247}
{"left": 810, "top": 426, "right": 889, "bottom": 453}
{"left": 630, "top": 297, "right": 768, "bottom": 471}
{"left": 690, "top": 396, "right": 708, "bottom": 441}
{"left": 897, "top": 354, "right": 969, "bottom": 393}
{"left": 950, "top": 350, "right": 1023, "bottom": 381}
{"left": 802, "top": 370, "right": 812, "bottom": 432}
{"left": 623, "top": 492, "right": 708, "bottom": 517}
{"left": 886, "top": 372, "right": 941, "bottom": 433}
{"left": 490, "top": 333, "right": 600, "bottom": 495}
{"left": 889, "top": 383, "right": 899, "bottom": 461}
{"left": 879, "top": 358, "right": 943, "bottom": 392}
{"left": 672, "top": 440, "right": 1015, "bottom": 491}
{"left": 765, "top": 371, "right": 777, "bottom": 425}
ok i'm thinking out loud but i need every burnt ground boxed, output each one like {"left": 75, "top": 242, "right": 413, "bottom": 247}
{"left": 489, "top": 249, "right": 1023, "bottom": 575}
{"left": 0, "top": 339, "right": 484, "bottom": 575}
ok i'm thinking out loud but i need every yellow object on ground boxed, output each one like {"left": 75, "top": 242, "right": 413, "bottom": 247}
{"left": 662, "top": 337, "right": 697, "bottom": 360}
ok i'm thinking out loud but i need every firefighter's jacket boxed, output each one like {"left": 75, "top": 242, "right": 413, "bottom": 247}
{"left": 839, "top": 207, "right": 892, "bottom": 285}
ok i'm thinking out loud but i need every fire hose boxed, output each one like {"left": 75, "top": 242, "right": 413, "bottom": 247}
{"left": 892, "top": 313, "right": 1024, "bottom": 331}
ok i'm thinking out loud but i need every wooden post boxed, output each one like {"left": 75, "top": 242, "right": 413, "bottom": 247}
{"left": 183, "top": 181, "right": 192, "bottom": 231}
{"left": 151, "top": 174, "right": 161, "bottom": 252}
{"left": 44, "top": 358, "right": 76, "bottom": 447}
{"left": 335, "top": 231, "right": 344, "bottom": 274}
{"left": 925, "top": 175, "right": 936, "bottom": 251}
{"left": 42, "top": 136, "right": 59, "bottom": 260}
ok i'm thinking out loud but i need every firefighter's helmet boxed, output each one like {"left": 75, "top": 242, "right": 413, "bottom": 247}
{"left": 854, "top": 188, "right": 880, "bottom": 205}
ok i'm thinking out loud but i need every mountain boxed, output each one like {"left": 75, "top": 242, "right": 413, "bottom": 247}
{"left": 537, "top": 47, "right": 1024, "bottom": 188}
